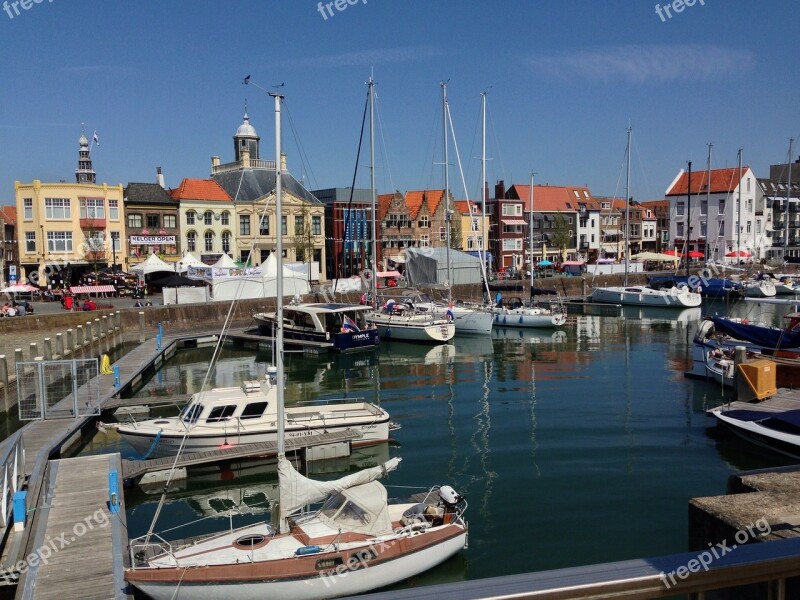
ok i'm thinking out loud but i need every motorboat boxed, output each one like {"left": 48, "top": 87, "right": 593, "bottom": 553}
{"left": 115, "top": 370, "right": 393, "bottom": 458}
{"left": 254, "top": 302, "right": 378, "bottom": 352}
{"left": 647, "top": 275, "right": 743, "bottom": 298}
{"left": 365, "top": 299, "right": 455, "bottom": 343}
{"left": 491, "top": 296, "right": 566, "bottom": 328}
{"left": 710, "top": 407, "right": 800, "bottom": 459}
{"left": 590, "top": 284, "right": 702, "bottom": 308}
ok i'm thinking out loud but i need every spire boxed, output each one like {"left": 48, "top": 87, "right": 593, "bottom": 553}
{"left": 75, "top": 128, "right": 96, "bottom": 183}
{"left": 234, "top": 109, "right": 260, "bottom": 161}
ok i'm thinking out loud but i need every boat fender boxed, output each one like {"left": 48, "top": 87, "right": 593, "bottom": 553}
{"left": 295, "top": 545, "right": 322, "bottom": 556}
{"left": 519, "top": 316, "right": 523, "bottom": 324}
{"left": 742, "top": 319, "right": 749, "bottom": 325}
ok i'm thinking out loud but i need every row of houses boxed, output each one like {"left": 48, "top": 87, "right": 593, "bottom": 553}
{"left": 3, "top": 112, "right": 799, "bottom": 287}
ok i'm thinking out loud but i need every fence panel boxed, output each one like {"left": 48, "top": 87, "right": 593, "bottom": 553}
{"left": 16, "top": 359, "right": 100, "bottom": 420}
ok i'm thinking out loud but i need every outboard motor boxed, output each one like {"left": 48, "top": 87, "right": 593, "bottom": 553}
{"left": 267, "top": 366, "right": 278, "bottom": 386}
{"left": 438, "top": 485, "right": 463, "bottom": 509}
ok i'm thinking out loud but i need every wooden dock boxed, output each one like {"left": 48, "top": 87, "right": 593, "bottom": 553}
{"left": 712, "top": 388, "right": 800, "bottom": 414}
{"left": 122, "top": 429, "right": 363, "bottom": 480}
{"left": 16, "top": 453, "right": 130, "bottom": 599}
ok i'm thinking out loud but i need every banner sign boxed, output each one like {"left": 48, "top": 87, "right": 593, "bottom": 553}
{"left": 130, "top": 235, "right": 176, "bottom": 245}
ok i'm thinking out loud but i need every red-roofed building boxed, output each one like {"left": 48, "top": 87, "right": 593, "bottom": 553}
{"left": 665, "top": 164, "right": 765, "bottom": 261}
{"left": 453, "top": 200, "right": 490, "bottom": 257}
{"left": 640, "top": 200, "right": 669, "bottom": 252}
{"left": 171, "top": 178, "right": 235, "bottom": 264}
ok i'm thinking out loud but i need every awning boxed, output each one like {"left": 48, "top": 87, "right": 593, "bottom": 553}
{"left": 70, "top": 285, "right": 116, "bottom": 294}
{"left": 502, "top": 219, "right": 528, "bottom": 226}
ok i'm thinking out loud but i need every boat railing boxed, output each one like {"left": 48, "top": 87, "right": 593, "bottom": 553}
{"left": 130, "top": 534, "right": 176, "bottom": 568}
{"left": 293, "top": 396, "right": 370, "bottom": 408}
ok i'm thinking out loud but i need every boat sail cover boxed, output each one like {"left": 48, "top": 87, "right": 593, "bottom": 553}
{"left": 712, "top": 316, "right": 800, "bottom": 349}
{"left": 277, "top": 455, "right": 401, "bottom": 521}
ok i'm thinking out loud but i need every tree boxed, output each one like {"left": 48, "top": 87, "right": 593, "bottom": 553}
{"left": 292, "top": 203, "right": 316, "bottom": 282}
{"left": 449, "top": 210, "right": 462, "bottom": 250}
{"left": 551, "top": 213, "right": 572, "bottom": 261}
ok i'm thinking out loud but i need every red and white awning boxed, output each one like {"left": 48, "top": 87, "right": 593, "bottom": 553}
{"left": 502, "top": 219, "right": 528, "bottom": 226}
{"left": 70, "top": 285, "right": 116, "bottom": 294}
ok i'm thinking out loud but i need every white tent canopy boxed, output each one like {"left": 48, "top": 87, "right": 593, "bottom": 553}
{"left": 174, "top": 252, "right": 204, "bottom": 273}
{"left": 630, "top": 252, "right": 680, "bottom": 263}
{"left": 130, "top": 253, "right": 174, "bottom": 275}
{"left": 404, "top": 247, "right": 482, "bottom": 286}
{"left": 211, "top": 254, "right": 239, "bottom": 269}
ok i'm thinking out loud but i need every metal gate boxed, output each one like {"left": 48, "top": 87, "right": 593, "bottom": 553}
{"left": 16, "top": 359, "right": 100, "bottom": 420}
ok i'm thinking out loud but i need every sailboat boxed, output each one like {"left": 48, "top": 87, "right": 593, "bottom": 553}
{"left": 363, "top": 82, "right": 455, "bottom": 343}
{"left": 590, "top": 127, "right": 702, "bottom": 308}
{"left": 411, "top": 83, "right": 493, "bottom": 335}
{"left": 125, "top": 85, "right": 468, "bottom": 600}
{"left": 491, "top": 171, "right": 567, "bottom": 328}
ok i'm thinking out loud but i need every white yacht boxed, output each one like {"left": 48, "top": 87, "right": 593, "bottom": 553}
{"left": 590, "top": 284, "right": 702, "bottom": 308}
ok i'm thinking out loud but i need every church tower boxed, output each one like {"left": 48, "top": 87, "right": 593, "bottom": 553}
{"left": 75, "top": 131, "right": 96, "bottom": 183}
{"left": 233, "top": 111, "right": 260, "bottom": 161}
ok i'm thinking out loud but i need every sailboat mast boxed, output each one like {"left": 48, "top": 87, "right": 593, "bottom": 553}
{"left": 785, "top": 138, "right": 794, "bottom": 259}
{"left": 442, "top": 81, "right": 452, "bottom": 304}
{"left": 481, "top": 91, "right": 487, "bottom": 287}
{"left": 369, "top": 77, "right": 377, "bottom": 305}
{"left": 737, "top": 149, "right": 742, "bottom": 264}
{"left": 705, "top": 143, "right": 712, "bottom": 263}
{"left": 624, "top": 126, "right": 631, "bottom": 286}
{"left": 271, "top": 91, "right": 285, "bottom": 457}
{"left": 686, "top": 160, "right": 691, "bottom": 277}
{"left": 529, "top": 171, "right": 535, "bottom": 300}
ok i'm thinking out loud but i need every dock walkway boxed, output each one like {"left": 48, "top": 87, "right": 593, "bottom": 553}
{"left": 17, "top": 454, "right": 129, "bottom": 600}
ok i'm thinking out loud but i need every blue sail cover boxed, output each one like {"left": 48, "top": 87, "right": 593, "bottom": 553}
{"left": 648, "top": 276, "right": 742, "bottom": 297}
{"left": 712, "top": 316, "right": 800, "bottom": 349}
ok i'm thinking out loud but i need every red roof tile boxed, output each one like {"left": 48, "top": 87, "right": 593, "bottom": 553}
{"left": 453, "top": 200, "right": 482, "bottom": 215}
{"left": 405, "top": 189, "right": 445, "bottom": 219}
{"left": 666, "top": 167, "right": 750, "bottom": 196}
{"left": 377, "top": 193, "right": 397, "bottom": 221}
{"left": 509, "top": 184, "right": 594, "bottom": 211}
{"left": 170, "top": 178, "right": 232, "bottom": 202}
{"left": 0, "top": 205, "right": 17, "bottom": 224}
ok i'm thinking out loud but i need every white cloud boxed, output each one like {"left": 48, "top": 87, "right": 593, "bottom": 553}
{"left": 527, "top": 45, "right": 755, "bottom": 84}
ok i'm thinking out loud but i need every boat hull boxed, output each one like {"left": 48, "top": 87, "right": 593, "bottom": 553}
{"left": 127, "top": 525, "right": 467, "bottom": 600}
{"left": 711, "top": 409, "right": 800, "bottom": 460}
{"left": 491, "top": 309, "right": 566, "bottom": 328}
{"left": 366, "top": 313, "right": 455, "bottom": 342}
{"left": 253, "top": 313, "right": 379, "bottom": 352}
{"left": 417, "top": 304, "right": 493, "bottom": 334}
{"left": 590, "top": 286, "right": 701, "bottom": 308}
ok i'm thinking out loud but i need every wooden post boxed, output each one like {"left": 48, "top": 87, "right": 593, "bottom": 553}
{"left": 66, "top": 328, "right": 74, "bottom": 351}
{"left": 115, "top": 310, "right": 121, "bottom": 331}
{"left": 139, "top": 311, "right": 145, "bottom": 343}
{"left": 76, "top": 325, "right": 84, "bottom": 347}
{"left": 55, "top": 333, "right": 64, "bottom": 358}
{"left": 101, "top": 316, "right": 108, "bottom": 337}
{"left": 29, "top": 343, "right": 37, "bottom": 362}
{"left": 43, "top": 338, "right": 52, "bottom": 361}
{"left": 14, "top": 348, "right": 22, "bottom": 371}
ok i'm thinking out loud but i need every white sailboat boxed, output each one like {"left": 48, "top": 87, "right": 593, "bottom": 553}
{"left": 125, "top": 84, "right": 468, "bottom": 600}
{"left": 591, "top": 127, "right": 702, "bottom": 309}
{"left": 363, "top": 81, "right": 454, "bottom": 343}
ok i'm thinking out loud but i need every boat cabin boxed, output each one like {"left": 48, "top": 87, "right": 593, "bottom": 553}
{"left": 179, "top": 379, "right": 276, "bottom": 426}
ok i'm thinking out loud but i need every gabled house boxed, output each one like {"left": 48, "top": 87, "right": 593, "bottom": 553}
{"left": 377, "top": 191, "right": 415, "bottom": 269}
{"left": 0, "top": 205, "right": 17, "bottom": 287}
{"left": 453, "top": 200, "right": 490, "bottom": 257}
{"left": 640, "top": 200, "right": 670, "bottom": 253}
{"left": 665, "top": 165, "right": 764, "bottom": 261}
{"left": 124, "top": 168, "right": 180, "bottom": 270}
{"left": 170, "top": 178, "right": 235, "bottom": 264}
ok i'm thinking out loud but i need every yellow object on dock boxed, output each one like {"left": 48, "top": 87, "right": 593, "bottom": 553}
{"left": 737, "top": 359, "right": 778, "bottom": 400}
{"left": 99, "top": 354, "right": 113, "bottom": 375}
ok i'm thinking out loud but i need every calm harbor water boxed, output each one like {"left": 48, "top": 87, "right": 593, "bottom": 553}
{"left": 73, "top": 298, "right": 800, "bottom": 590}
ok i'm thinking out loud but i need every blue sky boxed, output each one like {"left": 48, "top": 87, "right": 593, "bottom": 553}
{"left": 1, "top": 0, "right": 798, "bottom": 205}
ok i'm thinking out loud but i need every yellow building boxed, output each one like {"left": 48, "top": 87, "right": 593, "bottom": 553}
{"left": 14, "top": 133, "right": 125, "bottom": 287}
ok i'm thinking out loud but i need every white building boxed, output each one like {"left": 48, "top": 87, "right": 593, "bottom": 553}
{"left": 666, "top": 165, "right": 766, "bottom": 262}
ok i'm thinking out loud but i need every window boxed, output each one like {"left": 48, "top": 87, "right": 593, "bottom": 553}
{"left": 568, "top": 217, "right": 573, "bottom": 225}
{"left": 719, "top": 221, "right": 725, "bottom": 236}
{"left": 186, "top": 211, "right": 195, "bottom": 225}
{"left": 419, "top": 234, "right": 429, "bottom": 247}
{"left": 146, "top": 214, "right": 160, "bottom": 229}
{"left": 25, "top": 232, "right": 35, "bottom": 252}
{"left": 111, "top": 231, "right": 120, "bottom": 252}
{"left": 419, "top": 215, "right": 429, "bottom": 228}
{"left": 583, "top": 190, "right": 590, "bottom": 200}
{"left": 700, "top": 221, "right": 707, "bottom": 237}
{"left": 746, "top": 220, "right": 752, "bottom": 233}
{"left": 312, "top": 215, "right": 321, "bottom": 236}
{"left": 187, "top": 231, "right": 196, "bottom": 252}
{"left": 222, "top": 231, "right": 231, "bottom": 253}
{"left": 676, "top": 202, "right": 685, "bottom": 217}
{"left": 747, "top": 199, "right": 753, "bottom": 213}
{"left": 439, "top": 226, "right": 446, "bottom": 241}
{"left": 240, "top": 214, "right": 251, "bottom": 236}
{"left": 573, "top": 190, "right": 580, "bottom": 199}
{"left": 128, "top": 213, "right": 142, "bottom": 228}
{"left": 204, "top": 211, "right": 213, "bottom": 226}
{"left": 206, "top": 405, "right": 236, "bottom": 423}
{"left": 85, "top": 231, "right": 104, "bottom": 252}
{"left": 163, "top": 214, "right": 176, "bottom": 229}
{"left": 23, "top": 198, "right": 32, "bottom": 220}
{"left": 281, "top": 216, "right": 287, "bottom": 236}
{"left": 747, "top": 177, "right": 751, "bottom": 192}
{"left": 700, "top": 200, "right": 707, "bottom": 216}
{"left": 719, "top": 199, "right": 726, "bottom": 215}
{"left": 221, "top": 211, "right": 230, "bottom": 225}
{"left": 240, "top": 401, "right": 269, "bottom": 420}
{"left": 502, "top": 204, "right": 522, "bottom": 217}
{"left": 204, "top": 231, "right": 214, "bottom": 252}
{"left": 676, "top": 222, "right": 685, "bottom": 237}
{"left": 45, "top": 198, "right": 71, "bottom": 219}
{"left": 47, "top": 231, "right": 73, "bottom": 253}
{"left": 295, "top": 215, "right": 304, "bottom": 234}
{"left": 181, "top": 404, "right": 203, "bottom": 424}
{"left": 471, "top": 218, "right": 479, "bottom": 232}
{"left": 80, "top": 198, "right": 105, "bottom": 219}
{"left": 756, "top": 219, "right": 761, "bottom": 234}
{"left": 259, "top": 215, "right": 269, "bottom": 236}
{"left": 108, "top": 199, "right": 119, "bottom": 220}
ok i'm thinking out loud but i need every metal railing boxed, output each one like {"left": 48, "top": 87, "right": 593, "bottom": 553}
{"left": 0, "top": 431, "right": 24, "bottom": 529}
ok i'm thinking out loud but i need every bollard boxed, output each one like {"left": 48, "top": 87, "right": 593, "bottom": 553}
{"left": 55, "top": 333, "right": 64, "bottom": 358}
{"left": 67, "top": 328, "right": 74, "bottom": 351}
{"left": 29, "top": 343, "right": 37, "bottom": 362}
{"left": 102, "top": 316, "right": 108, "bottom": 337}
{"left": 113, "top": 365, "right": 121, "bottom": 388}
{"left": 43, "top": 338, "right": 52, "bottom": 361}
{"left": 115, "top": 310, "right": 121, "bottom": 331}
{"left": 86, "top": 322, "right": 93, "bottom": 342}
{"left": 158, "top": 322, "right": 163, "bottom": 338}
{"left": 13, "top": 491, "right": 26, "bottom": 532}
{"left": 108, "top": 470, "right": 120, "bottom": 514}
{"left": 14, "top": 349, "right": 22, "bottom": 370}
{"left": 93, "top": 319, "right": 100, "bottom": 340}
{"left": 139, "top": 311, "right": 145, "bottom": 343}
{"left": 76, "top": 325, "right": 84, "bottom": 347}
{"left": 156, "top": 332, "right": 162, "bottom": 352}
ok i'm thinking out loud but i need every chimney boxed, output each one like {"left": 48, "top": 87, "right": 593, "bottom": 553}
{"left": 156, "top": 166, "right": 165, "bottom": 188}
{"left": 280, "top": 152, "right": 287, "bottom": 173}
{"left": 241, "top": 147, "right": 251, "bottom": 168}
{"left": 494, "top": 179, "right": 505, "bottom": 200}
{"left": 211, "top": 155, "right": 220, "bottom": 174}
